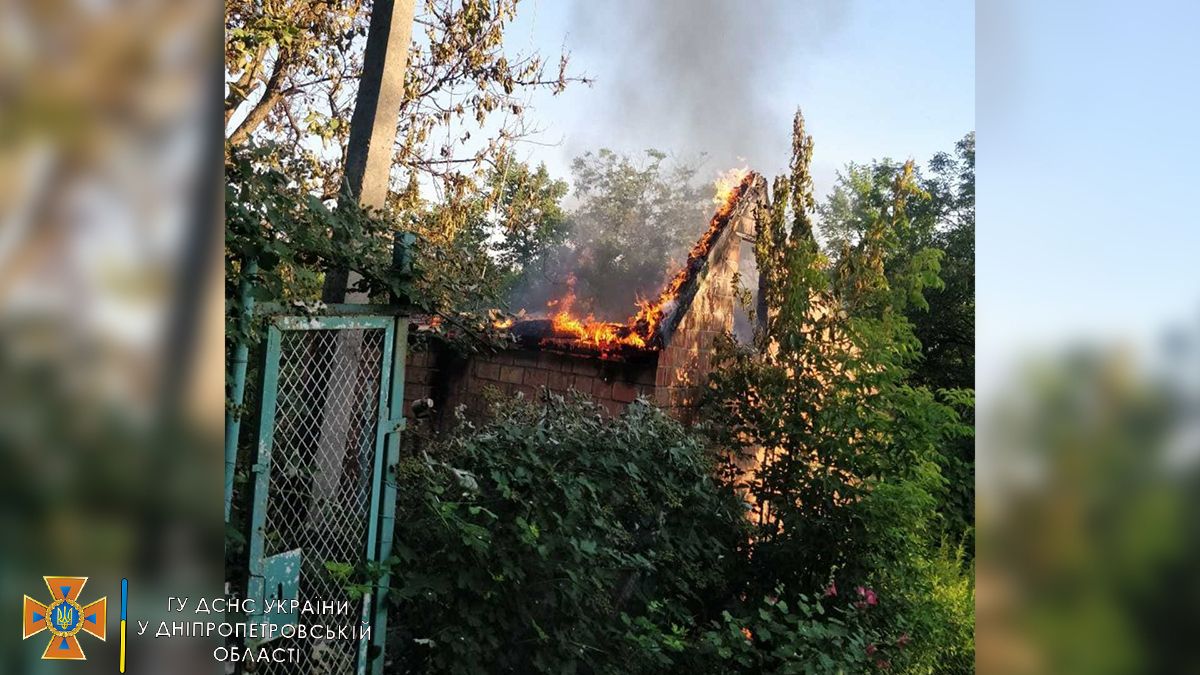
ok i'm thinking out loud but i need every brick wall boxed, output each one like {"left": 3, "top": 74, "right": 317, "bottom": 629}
{"left": 654, "top": 178, "right": 762, "bottom": 421}
{"left": 401, "top": 344, "right": 440, "bottom": 420}
{"left": 403, "top": 342, "right": 657, "bottom": 427}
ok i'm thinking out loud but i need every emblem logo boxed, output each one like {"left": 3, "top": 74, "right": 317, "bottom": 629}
{"left": 23, "top": 576, "right": 107, "bottom": 660}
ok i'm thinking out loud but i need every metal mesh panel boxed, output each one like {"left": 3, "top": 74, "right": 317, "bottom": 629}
{"left": 257, "top": 328, "right": 385, "bottom": 674}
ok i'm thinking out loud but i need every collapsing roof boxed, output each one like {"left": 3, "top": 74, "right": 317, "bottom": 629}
{"left": 402, "top": 169, "right": 769, "bottom": 428}
{"left": 504, "top": 170, "right": 768, "bottom": 360}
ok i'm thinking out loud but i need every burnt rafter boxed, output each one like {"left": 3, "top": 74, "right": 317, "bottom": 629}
{"left": 505, "top": 170, "right": 767, "bottom": 359}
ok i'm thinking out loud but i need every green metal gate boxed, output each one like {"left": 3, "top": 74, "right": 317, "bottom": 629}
{"left": 244, "top": 311, "right": 407, "bottom": 675}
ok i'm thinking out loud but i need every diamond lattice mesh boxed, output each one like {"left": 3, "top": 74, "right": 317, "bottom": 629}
{"left": 256, "top": 328, "right": 385, "bottom": 674}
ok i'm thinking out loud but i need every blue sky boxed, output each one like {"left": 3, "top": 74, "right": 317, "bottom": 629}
{"left": 977, "top": 0, "right": 1200, "bottom": 394}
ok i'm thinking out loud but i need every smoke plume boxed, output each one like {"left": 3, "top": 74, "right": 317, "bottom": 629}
{"left": 566, "top": 0, "right": 848, "bottom": 174}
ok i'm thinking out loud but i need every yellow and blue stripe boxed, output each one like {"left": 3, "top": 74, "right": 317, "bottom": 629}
{"left": 119, "top": 578, "right": 127, "bottom": 673}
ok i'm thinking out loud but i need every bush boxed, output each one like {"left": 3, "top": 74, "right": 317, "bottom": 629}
{"left": 691, "top": 591, "right": 876, "bottom": 674}
{"left": 380, "top": 393, "right": 747, "bottom": 675}
{"left": 372, "top": 391, "right": 943, "bottom": 674}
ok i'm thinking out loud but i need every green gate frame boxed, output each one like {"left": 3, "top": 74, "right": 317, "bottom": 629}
{"left": 243, "top": 307, "right": 407, "bottom": 675}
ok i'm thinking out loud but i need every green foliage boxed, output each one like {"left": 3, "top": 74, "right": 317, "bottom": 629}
{"left": 225, "top": 0, "right": 585, "bottom": 343}
{"left": 817, "top": 133, "right": 976, "bottom": 550}
{"left": 225, "top": 142, "right": 570, "bottom": 353}
{"left": 382, "top": 394, "right": 746, "bottom": 674}
{"left": 510, "top": 149, "right": 711, "bottom": 318}
{"left": 989, "top": 349, "right": 1194, "bottom": 674}
{"left": 226, "top": 0, "right": 586, "bottom": 190}
{"left": 702, "top": 112, "right": 975, "bottom": 672}
{"left": 399, "top": 153, "right": 570, "bottom": 324}
{"left": 224, "top": 142, "right": 408, "bottom": 342}
{"left": 819, "top": 134, "right": 974, "bottom": 391}
{"left": 376, "top": 390, "right": 947, "bottom": 673}
{"left": 485, "top": 156, "right": 571, "bottom": 279}
{"left": 690, "top": 592, "right": 877, "bottom": 674}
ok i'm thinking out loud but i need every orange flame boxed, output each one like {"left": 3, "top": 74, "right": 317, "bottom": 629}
{"left": 527, "top": 168, "right": 754, "bottom": 354}
{"left": 546, "top": 276, "right": 645, "bottom": 351}
{"left": 713, "top": 166, "right": 750, "bottom": 209}
{"left": 625, "top": 167, "right": 754, "bottom": 337}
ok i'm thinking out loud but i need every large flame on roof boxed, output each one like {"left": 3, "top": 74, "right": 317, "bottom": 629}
{"left": 712, "top": 165, "right": 751, "bottom": 207}
{"left": 627, "top": 166, "right": 752, "bottom": 339}
{"left": 501, "top": 167, "right": 754, "bottom": 355}
{"left": 547, "top": 276, "right": 646, "bottom": 349}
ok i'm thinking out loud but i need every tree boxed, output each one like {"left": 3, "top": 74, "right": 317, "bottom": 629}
{"left": 819, "top": 133, "right": 974, "bottom": 392}
{"left": 224, "top": 1, "right": 585, "bottom": 342}
{"left": 702, "top": 111, "right": 975, "bottom": 672}
{"left": 985, "top": 348, "right": 1191, "bottom": 674}
{"left": 485, "top": 155, "right": 571, "bottom": 287}
{"left": 398, "top": 152, "right": 570, "bottom": 328}
{"left": 912, "top": 133, "right": 974, "bottom": 393}
{"left": 508, "top": 149, "right": 711, "bottom": 319}
{"left": 817, "top": 133, "right": 976, "bottom": 548}
{"left": 225, "top": 0, "right": 587, "bottom": 196}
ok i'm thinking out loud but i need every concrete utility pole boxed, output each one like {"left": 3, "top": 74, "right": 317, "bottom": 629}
{"left": 322, "top": 0, "right": 416, "bottom": 303}
{"left": 308, "top": 0, "right": 415, "bottom": 595}
{"left": 310, "top": 0, "right": 414, "bottom": 511}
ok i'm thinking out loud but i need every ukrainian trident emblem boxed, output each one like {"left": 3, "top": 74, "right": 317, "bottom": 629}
{"left": 23, "top": 576, "right": 107, "bottom": 660}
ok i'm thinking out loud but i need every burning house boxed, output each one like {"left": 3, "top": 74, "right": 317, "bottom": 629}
{"left": 403, "top": 169, "right": 770, "bottom": 426}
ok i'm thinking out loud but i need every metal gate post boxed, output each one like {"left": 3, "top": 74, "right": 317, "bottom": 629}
{"left": 225, "top": 257, "right": 257, "bottom": 523}
{"left": 356, "top": 315, "right": 396, "bottom": 673}
{"left": 370, "top": 319, "right": 408, "bottom": 675}
{"left": 245, "top": 323, "right": 283, "bottom": 624}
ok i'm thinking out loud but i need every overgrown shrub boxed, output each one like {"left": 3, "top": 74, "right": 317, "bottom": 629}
{"left": 367, "top": 391, "right": 934, "bottom": 674}
{"left": 379, "top": 393, "right": 747, "bottom": 675}
{"left": 691, "top": 592, "right": 876, "bottom": 674}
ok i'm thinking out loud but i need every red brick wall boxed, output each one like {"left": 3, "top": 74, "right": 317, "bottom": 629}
{"left": 403, "top": 341, "right": 657, "bottom": 426}
{"left": 401, "top": 344, "right": 441, "bottom": 421}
